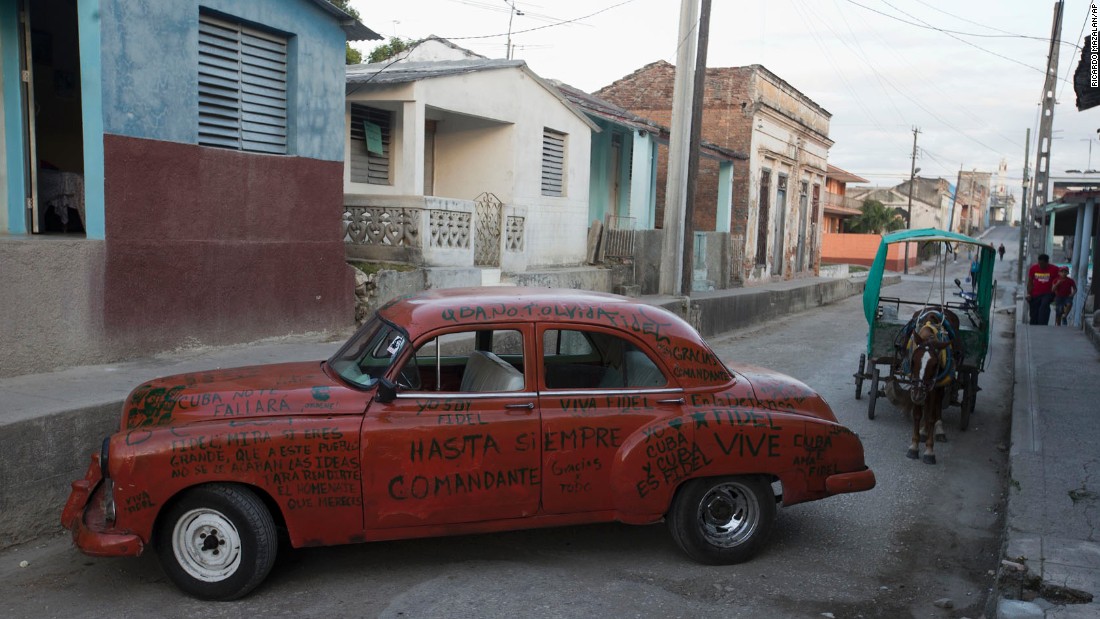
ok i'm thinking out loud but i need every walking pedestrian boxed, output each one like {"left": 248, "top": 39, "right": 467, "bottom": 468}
{"left": 969, "top": 256, "right": 980, "bottom": 292}
{"left": 998, "top": 243, "right": 1005, "bottom": 261}
{"left": 1025, "top": 254, "right": 1060, "bottom": 325}
{"left": 1052, "top": 266, "right": 1077, "bottom": 326}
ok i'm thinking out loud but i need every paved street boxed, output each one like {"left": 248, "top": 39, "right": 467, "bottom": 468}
{"left": 0, "top": 250, "right": 1017, "bottom": 619}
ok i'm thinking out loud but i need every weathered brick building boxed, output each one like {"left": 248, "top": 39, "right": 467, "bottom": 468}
{"left": 596, "top": 61, "right": 832, "bottom": 282}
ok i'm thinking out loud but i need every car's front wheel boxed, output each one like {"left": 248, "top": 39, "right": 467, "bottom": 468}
{"left": 156, "top": 484, "right": 277, "bottom": 600}
{"left": 667, "top": 476, "right": 776, "bottom": 564}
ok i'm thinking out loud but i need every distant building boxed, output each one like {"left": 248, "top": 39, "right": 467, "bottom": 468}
{"left": 849, "top": 177, "right": 955, "bottom": 231}
{"left": 988, "top": 160, "right": 1017, "bottom": 225}
{"left": 823, "top": 165, "right": 868, "bottom": 233}
{"left": 596, "top": 61, "right": 832, "bottom": 282}
{"left": 956, "top": 171, "right": 991, "bottom": 235}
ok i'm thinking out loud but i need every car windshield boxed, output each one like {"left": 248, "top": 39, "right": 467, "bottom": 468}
{"left": 327, "top": 317, "right": 407, "bottom": 388}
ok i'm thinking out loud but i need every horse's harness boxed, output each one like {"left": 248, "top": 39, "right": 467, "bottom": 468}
{"left": 898, "top": 311, "right": 956, "bottom": 402}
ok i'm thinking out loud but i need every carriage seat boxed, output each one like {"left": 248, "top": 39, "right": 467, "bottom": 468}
{"left": 460, "top": 350, "right": 524, "bottom": 392}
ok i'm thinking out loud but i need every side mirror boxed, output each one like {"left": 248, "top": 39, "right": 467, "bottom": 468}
{"left": 375, "top": 378, "right": 397, "bottom": 403}
{"left": 953, "top": 278, "right": 962, "bottom": 288}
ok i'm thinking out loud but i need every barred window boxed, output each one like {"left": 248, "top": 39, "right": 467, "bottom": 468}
{"left": 198, "top": 13, "right": 289, "bottom": 154}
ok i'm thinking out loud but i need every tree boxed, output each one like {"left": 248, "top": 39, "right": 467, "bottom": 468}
{"left": 327, "top": 0, "right": 363, "bottom": 64}
{"left": 846, "top": 199, "right": 906, "bottom": 234}
{"left": 368, "top": 37, "right": 417, "bottom": 64}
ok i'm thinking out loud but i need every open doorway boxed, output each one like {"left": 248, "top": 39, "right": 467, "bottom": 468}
{"left": 20, "top": 0, "right": 85, "bottom": 235}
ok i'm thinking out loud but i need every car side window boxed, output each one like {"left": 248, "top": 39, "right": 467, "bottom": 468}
{"left": 542, "top": 329, "right": 667, "bottom": 389}
{"left": 397, "top": 329, "right": 525, "bottom": 392}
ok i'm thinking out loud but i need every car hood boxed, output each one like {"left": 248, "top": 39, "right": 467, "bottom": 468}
{"left": 727, "top": 363, "right": 838, "bottom": 422}
{"left": 122, "top": 361, "right": 367, "bottom": 430}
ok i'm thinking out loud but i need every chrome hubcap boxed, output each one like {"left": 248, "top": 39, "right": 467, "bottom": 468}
{"left": 697, "top": 482, "right": 759, "bottom": 548}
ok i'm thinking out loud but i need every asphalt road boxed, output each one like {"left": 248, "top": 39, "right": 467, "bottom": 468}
{"left": 0, "top": 243, "right": 1017, "bottom": 619}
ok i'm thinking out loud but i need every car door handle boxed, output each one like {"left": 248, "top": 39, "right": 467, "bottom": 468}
{"left": 656, "top": 398, "right": 685, "bottom": 405}
{"left": 505, "top": 402, "right": 534, "bottom": 409}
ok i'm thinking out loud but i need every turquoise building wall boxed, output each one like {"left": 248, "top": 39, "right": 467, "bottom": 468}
{"left": 1, "top": 0, "right": 24, "bottom": 233}
{"left": 587, "top": 118, "right": 635, "bottom": 225}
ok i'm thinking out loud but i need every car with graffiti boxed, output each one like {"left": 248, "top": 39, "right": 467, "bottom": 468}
{"left": 63, "top": 287, "right": 875, "bottom": 600}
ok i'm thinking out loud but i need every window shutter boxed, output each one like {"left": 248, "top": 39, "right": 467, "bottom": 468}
{"left": 198, "top": 14, "right": 287, "bottom": 154}
{"left": 349, "top": 104, "right": 391, "bottom": 185}
{"left": 541, "top": 129, "right": 565, "bottom": 197}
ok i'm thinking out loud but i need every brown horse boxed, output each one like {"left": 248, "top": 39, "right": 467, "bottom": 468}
{"left": 904, "top": 310, "right": 957, "bottom": 465}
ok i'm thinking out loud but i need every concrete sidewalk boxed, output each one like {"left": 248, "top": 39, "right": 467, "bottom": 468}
{"left": 999, "top": 314, "right": 1100, "bottom": 618}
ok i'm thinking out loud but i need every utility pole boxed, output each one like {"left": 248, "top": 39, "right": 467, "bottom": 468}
{"left": 1018, "top": 128, "right": 1030, "bottom": 284}
{"left": 904, "top": 126, "right": 920, "bottom": 274}
{"left": 505, "top": 1, "right": 524, "bottom": 59}
{"left": 1032, "top": 1, "right": 1064, "bottom": 260}
{"left": 660, "top": 0, "right": 700, "bottom": 296}
{"left": 948, "top": 163, "right": 963, "bottom": 233}
{"left": 680, "top": 0, "right": 712, "bottom": 296}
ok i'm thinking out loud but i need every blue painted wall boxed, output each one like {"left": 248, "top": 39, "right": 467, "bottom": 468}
{"left": 1, "top": 0, "right": 25, "bottom": 233}
{"left": 100, "top": 0, "right": 347, "bottom": 161}
{"left": 3, "top": 0, "right": 349, "bottom": 236}
{"left": 79, "top": 0, "right": 105, "bottom": 238}
{"left": 587, "top": 118, "right": 634, "bottom": 225}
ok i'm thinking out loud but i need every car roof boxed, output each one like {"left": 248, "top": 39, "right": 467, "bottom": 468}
{"left": 378, "top": 287, "right": 673, "bottom": 331}
{"left": 375, "top": 287, "right": 731, "bottom": 385}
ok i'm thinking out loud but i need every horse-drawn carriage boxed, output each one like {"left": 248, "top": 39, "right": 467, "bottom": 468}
{"left": 853, "top": 229, "right": 996, "bottom": 460}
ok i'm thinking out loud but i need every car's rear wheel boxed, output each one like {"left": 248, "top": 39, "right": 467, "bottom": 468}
{"left": 156, "top": 484, "right": 277, "bottom": 600}
{"left": 667, "top": 476, "right": 776, "bottom": 564}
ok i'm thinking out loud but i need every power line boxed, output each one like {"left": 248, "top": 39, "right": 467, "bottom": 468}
{"left": 824, "top": 0, "right": 908, "bottom": 125}
{"left": 911, "top": 0, "right": 1050, "bottom": 39}
{"left": 791, "top": 0, "right": 887, "bottom": 131}
{"left": 845, "top": 0, "right": 1080, "bottom": 48}
{"left": 444, "top": 0, "right": 577, "bottom": 26}
{"left": 846, "top": 2, "right": 1025, "bottom": 152}
{"left": 876, "top": 0, "right": 1049, "bottom": 75}
{"left": 441, "top": 0, "right": 637, "bottom": 41}
{"left": 842, "top": 0, "right": 1076, "bottom": 81}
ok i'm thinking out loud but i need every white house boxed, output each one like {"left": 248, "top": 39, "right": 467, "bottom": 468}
{"left": 343, "top": 57, "right": 597, "bottom": 274}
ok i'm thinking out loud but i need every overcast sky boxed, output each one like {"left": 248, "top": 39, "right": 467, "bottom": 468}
{"left": 348, "top": 0, "right": 1100, "bottom": 201}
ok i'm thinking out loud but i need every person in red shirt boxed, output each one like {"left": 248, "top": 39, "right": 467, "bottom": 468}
{"left": 1052, "top": 266, "right": 1077, "bottom": 326}
{"left": 1026, "top": 254, "right": 1061, "bottom": 325}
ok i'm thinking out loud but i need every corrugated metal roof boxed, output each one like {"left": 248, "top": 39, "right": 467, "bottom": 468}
{"left": 347, "top": 59, "right": 525, "bottom": 85}
{"left": 306, "top": 0, "right": 382, "bottom": 41}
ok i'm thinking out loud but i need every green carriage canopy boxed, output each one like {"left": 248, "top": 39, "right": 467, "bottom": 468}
{"left": 862, "top": 228, "right": 997, "bottom": 329}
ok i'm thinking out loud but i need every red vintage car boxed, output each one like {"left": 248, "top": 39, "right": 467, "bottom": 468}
{"left": 62, "top": 287, "right": 875, "bottom": 599}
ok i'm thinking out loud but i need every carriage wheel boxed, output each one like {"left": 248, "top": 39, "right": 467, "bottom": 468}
{"left": 959, "top": 370, "right": 974, "bottom": 431}
{"left": 855, "top": 353, "right": 867, "bottom": 400}
{"left": 868, "top": 367, "right": 880, "bottom": 420}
